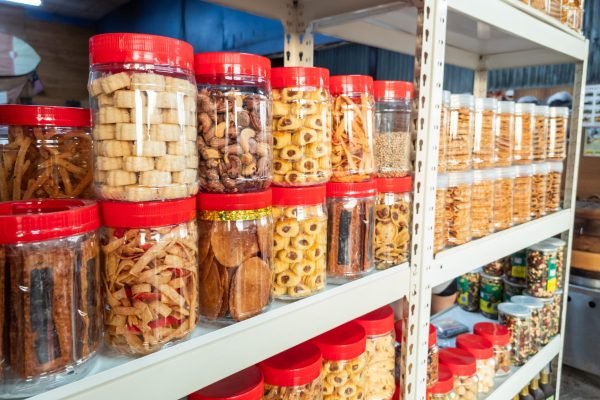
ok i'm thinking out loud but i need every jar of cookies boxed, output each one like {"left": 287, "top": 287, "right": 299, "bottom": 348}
{"left": 503, "top": 277, "right": 526, "bottom": 301}
{"left": 438, "top": 348, "right": 478, "bottom": 400}
{"left": 446, "top": 171, "right": 473, "bottom": 246}
{"left": 0, "top": 105, "right": 93, "bottom": 201}
{"left": 100, "top": 197, "right": 198, "bottom": 355}
{"left": 513, "top": 103, "right": 535, "bottom": 165}
{"left": 272, "top": 185, "right": 327, "bottom": 299}
{"left": 434, "top": 174, "right": 448, "bottom": 253}
{"left": 498, "top": 303, "right": 532, "bottom": 366}
{"left": 471, "top": 169, "right": 495, "bottom": 238}
{"left": 513, "top": 164, "right": 533, "bottom": 225}
{"left": 330, "top": 75, "right": 375, "bottom": 182}
{"left": 546, "top": 161, "right": 563, "bottom": 213}
{"left": 542, "top": 237, "right": 566, "bottom": 289}
{"left": 510, "top": 295, "right": 544, "bottom": 355}
{"left": 189, "top": 366, "right": 264, "bottom": 400}
{"left": 313, "top": 322, "right": 368, "bottom": 400}
{"left": 88, "top": 33, "right": 199, "bottom": 201}
{"left": 374, "top": 177, "right": 411, "bottom": 269}
{"left": 195, "top": 52, "right": 271, "bottom": 193}
{"left": 473, "top": 97, "right": 497, "bottom": 169}
{"left": 473, "top": 322, "right": 511, "bottom": 377}
{"left": 428, "top": 364, "right": 456, "bottom": 400}
{"left": 197, "top": 190, "right": 273, "bottom": 323}
{"left": 495, "top": 101, "right": 515, "bottom": 167}
{"left": 355, "top": 306, "right": 396, "bottom": 399}
{"left": 447, "top": 94, "right": 474, "bottom": 171}
{"left": 271, "top": 67, "right": 331, "bottom": 186}
{"left": 458, "top": 272, "right": 480, "bottom": 312}
{"left": 428, "top": 324, "right": 440, "bottom": 388}
{"left": 438, "top": 91, "right": 451, "bottom": 173}
{"left": 326, "top": 180, "right": 376, "bottom": 283}
{"left": 260, "top": 342, "right": 323, "bottom": 400}
{"left": 0, "top": 199, "right": 101, "bottom": 397}
{"left": 526, "top": 242, "right": 558, "bottom": 298}
{"left": 531, "top": 162, "right": 549, "bottom": 219}
{"left": 456, "top": 334, "right": 495, "bottom": 395}
{"left": 493, "top": 166, "right": 515, "bottom": 231}
{"left": 548, "top": 107, "right": 568, "bottom": 161}
{"left": 533, "top": 106, "right": 549, "bottom": 161}
{"left": 480, "top": 272, "right": 503, "bottom": 319}
{"left": 374, "top": 80, "right": 412, "bottom": 177}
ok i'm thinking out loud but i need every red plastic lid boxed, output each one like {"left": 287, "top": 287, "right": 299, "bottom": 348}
{"left": 473, "top": 322, "right": 510, "bottom": 346}
{"left": 0, "top": 199, "right": 99, "bottom": 244}
{"left": 374, "top": 80, "right": 413, "bottom": 100}
{"left": 100, "top": 197, "right": 196, "bottom": 228}
{"left": 197, "top": 190, "right": 272, "bottom": 211}
{"left": 312, "top": 322, "right": 367, "bottom": 360}
{"left": 259, "top": 342, "right": 322, "bottom": 387}
{"left": 376, "top": 176, "right": 412, "bottom": 193}
{"left": 189, "top": 366, "right": 263, "bottom": 400}
{"left": 326, "top": 180, "right": 377, "bottom": 199}
{"left": 195, "top": 52, "right": 270, "bottom": 80}
{"left": 456, "top": 334, "right": 494, "bottom": 360}
{"left": 330, "top": 75, "right": 373, "bottom": 95}
{"left": 271, "top": 67, "right": 329, "bottom": 88}
{"left": 429, "top": 324, "right": 437, "bottom": 347}
{"left": 89, "top": 33, "right": 194, "bottom": 71}
{"left": 429, "top": 364, "right": 454, "bottom": 394}
{"left": 355, "top": 305, "right": 394, "bottom": 336}
{"left": 394, "top": 320, "right": 403, "bottom": 344}
{"left": 0, "top": 105, "right": 91, "bottom": 127}
{"left": 272, "top": 185, "right": 326, "bottom": 207}
{"left": 438, "top": 348, "right": 476, "bottom": 376}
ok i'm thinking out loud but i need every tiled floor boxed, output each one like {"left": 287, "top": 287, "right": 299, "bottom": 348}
{"left": 561, "top": 365, "right": 600, "bottom": 399}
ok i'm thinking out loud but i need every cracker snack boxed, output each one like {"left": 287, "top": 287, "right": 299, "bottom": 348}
{"left": 495, "top": 101, "right": 515, "bottom": 167}
{"left": 447, "top": 94, "right": 474, "bottom": 171}
{"left": 513, "top": 103, "right": 535, "bottom": 165}
{"left": 547, "top": 107, "right": 569, "bottom": 161}
{"left": 473, "top": 98, "right": 497, "bottom": 169}
{"left": 471, "top": 169, "right": 495, "bottom": 239}
{"left": 446, "top": 171, "right": 473, "bottom": 246}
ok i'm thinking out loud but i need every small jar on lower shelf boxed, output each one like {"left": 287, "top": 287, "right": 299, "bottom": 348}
{"left": 439, "top": 348, "right": 478, "bottom": 400}
{"left": 189, "top": 366, "right": 264, "bottom": 400}
{"left": 503, "top": 277, "right": 527, "bottom": 301}
{"left": 456, "top": 334, "right": 496, "bottom": 395}
{"left": 427, "top": 364, "right": 456, "bottom": 400}
{"left": 526, "top": 242, "right": 558, "bottom": 298}
{"left": 542, "top": 237, "right": 566, "bottom": 289}
{"left": 480, "top": 272, "right": 504, "bottom": 319}
{"left": 457, "top": 272, "right": 480, "bottom": 312}
{"left": 498, "top": 302, "right": 532, "bottom": 366}
{"left": 428, "top": 324, "right": 440, "bottom": 388}
{"left": 473, "top": 322, "right": 512, "bottom": 377}
{"left": 510, "top": 295, "right": 545, "bottom": 356}
{"left": 434, "top": 174, "right": 448, "bottom": 254}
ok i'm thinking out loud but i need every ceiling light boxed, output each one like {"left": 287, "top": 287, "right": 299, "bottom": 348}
{"left": 3, "top": 0, "right": 42, "bottom": 6}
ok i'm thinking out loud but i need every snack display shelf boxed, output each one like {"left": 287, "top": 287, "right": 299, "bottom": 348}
{"left": 29, "top": 264, "right": 410, "bottom": 400}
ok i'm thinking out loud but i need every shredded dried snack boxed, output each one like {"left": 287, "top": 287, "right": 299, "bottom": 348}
{"left": 547, "top": 107, "right": 568, "bottom": 161}
{"left": 438, "top": 91, "right": 450, "bottom": 173}
{"left": 447, "top": 94, "right": 474, "bottom": 171}
{"left": 472, "top": 98, "right": 497, "bottom": 169}
{"left": 471, "top": 170, "right": 494, "bottom": 239}
{"left": 513, "top": 104, "right": 535, "bottom": 164}
{"left": 495, "top": 101, "right": 515, "bottom": 167}
{"left": 492, "top": 167, "right": 515, "bottom": 231}
{"left": 434, "top": 174, "right": 448, "bottom": 254}
{"left": 533, "top": 106, "right": 549, "bottom": 161}
{"left": 446, "top": 171, "right": 473, "bottom": 246}
{"left": 546, "top": 161, "right": 563, "bottom": 212}
{"left": 513, "top": 165, "right": 533, "bottom": 225}
{"left": 531, "top": 163, "right": 548, "bottom": 219}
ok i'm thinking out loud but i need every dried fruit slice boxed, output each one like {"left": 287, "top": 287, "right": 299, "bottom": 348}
{"left": 199, "top": 258, "right": 223, "bottom": 320}
{"left": 210, "top": 221, "right": 259, "bottom": 267}
{"left": 229, "top": 257, "right": 271, "bottom": 321}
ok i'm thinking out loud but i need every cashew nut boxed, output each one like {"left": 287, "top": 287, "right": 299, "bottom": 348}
{"left": 239, "top": 128, "right": 257, "bottom": 153}
{"left": 201, "top": 148, "right": 220, "bottom": 159}
{"left": 215, "top": 121, "right": 227, "bottom": 138}
{"left": 241, "top": 162, "right": 257, "bottom": 177}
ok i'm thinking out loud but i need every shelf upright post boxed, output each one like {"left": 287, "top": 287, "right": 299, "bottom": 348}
{"left": 282, "top": 0, "right": 314, "bottom": 66}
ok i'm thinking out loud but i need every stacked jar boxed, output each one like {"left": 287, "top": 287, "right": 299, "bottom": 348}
{"left": 473, "top": 322, "right": 512, "bottom": 376}
{"left": 438, "top": 91, "right": 451, "bottom": 173}
{"left": 504, "top": 277, "right": 527, "bottom": 301}
{"left": 513, "top": 164, "right": 533, "bottom": 225}
{"left": 394, "top": 320, "right": 404, "bottom": 383}
{"left": 446, "top": 171, "right": 473, "bottom": 246}
{"left": 190, "top": 366, "right": 264, "bottom": 400}
{"left": 507, "top": 249, "right": 528, "bottom": 285}
{"left": 513, "top": 103, "right": 535, "bottom": 165}
{"left": 471, "top": 169, "right": 495, "bottom": 238}
{"left": 551, "top": 289, "right": 563, "bottom": 338}
{"left": 447, "top": 94, "right": 474, "bottom": 171}
{"left": 533, "top": 106, "right": 549, "bottom": 162}
{"left": 546, "top": 161, "right": 563, "bottom": 213}
{"left": 0, "top": 105, "right": 93, "bottom": 200}
{"left": 88, "top": 33, "right": 199, "bottom": 201}
{"left": 495, "top": 101, "right": 515, "bottom": 167}
{"left": 480, "top": 271, "right": 504, "bottom": 319}
{"left": 458, "top": 272, "right": 480, "bottom": 312}
{"left": 439, "top": 348, "right": 478, "bottom": 400}
{"left": 493, "top": 166, "right": 515, "bottom": 231}
{"left": 456, "top": 334, "right": 496, "bottom": 395}
{"left": 510, "top": 295, "right": 545, "bottom": 354}
{"left": 0, "top": 199, "right": 101, "bottom": 397}
{"left": 531, "top": 162, "right": 549, "bottom": 219}
{"left": 483, "top": 257, "right": 508, "bottom": 277}
{"left": 472, "top": 97, "right": 497, "bottom": 169}
{"left": 547, "top": 107, "right": 569, "bottom": 161}
{"left": 542, "top": 237, "right": 566, "bottom": 289}
{"left": 434, "top": 174, "right": 448, "bottom": 253}
{"left": 498, "top": 302, "right": 532, "bottom": 366}
{"left": 526, "top": 242, "right": 558, "bottom": 298}
{"left": 428, "top": 324, "right": 440, "bottom": 388}
{"left": 528, "top": 294, "right": 554, "bottom": 345}
{"left": 427, "top": 364, "right": 455, "bottom": 400}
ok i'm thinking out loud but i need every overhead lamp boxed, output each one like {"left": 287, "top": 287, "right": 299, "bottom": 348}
{"left": 2, "top": 0, "right": 42, "bottom": 6}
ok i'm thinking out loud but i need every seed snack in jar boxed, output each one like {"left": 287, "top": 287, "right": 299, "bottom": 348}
{"left": 458, "top": 272, "right": 480, "bottom": 312}
{"left": 526, "top": 242, "right": 558, "bottom": 298}
{"left": 483, "top": 257, "right": 509, "bottom": 277}
{"left": 447, "top": 94, "right": 474, "bottom": 171}
{"left": 480, "top": 272, "right": 503, "bottom": 319}
{"left": 503, "top": 277, "right": 526, "bottom": 301}
{"left": 189, "top": 366, "right": 264, "bottom": 400}
{"left": 472, "top": 98, "right": 497, "bottom": 169}
{"left": 507, "top": 249, "right": 527, "bottom": 284}
{"left": 510, "top": 295, "right": 544, "bottom": 355}
{"left": 542, "top": 237, "right": 566, "bottom": 289}
{"left": 495, "top": 101, "right": 515, "bottom": 167}
{"left": 446, "top": 171, "right": 473, "bottom": 246}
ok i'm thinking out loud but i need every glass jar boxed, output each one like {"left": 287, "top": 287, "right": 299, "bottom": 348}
{"left": 510, "top": 295, "right": 544, "bottom": 355}
{"left": 498, "top": 302, "right": 532, "bottom": 366}
{"left": 428, "top": 324, "right": 440, "bottom": 388}
{"left": 503, "top": 277, "right": 526, "bottom": 301}
{"left": 473, "top": 322, "right": 512, "bottom": 377}
{"left": 438, "top": 91, "right": 451, "bottom": 173}
{"left": 446, "top": 171, "right": 473, "bottom": 246}
{"left": 547, "top": 107, "right": 568, "bottom": 161}
{"left": 326, "top": 180, "right": 375, "bottom": 283}
{"left": 271, "top": 67, "right": 331, "bottom": 186}
{"left": 543, "top": 237, "right": 566, "bottom": 289}
{"left": 434, "top": 174, "right": 448, "bottom": 253}
{"left": 533, "top": 106, "right": 548, "bottom": 161}
{"left": 483, "top": 257, "right": 509, "bottom": 277}
{"left": 374, "top": 177, "right": 411, "bottom": 269}
{"left": 495, "top": 101, "right": 515, "bottom": 167}
{"left": 272, "top": 185, "right": 327, "bottom": 300}
{"left": 471, "top": 169, "right": 495, "bottom": 238}
{"left": 507, "top": 249, "right": 527, "bottom": 284}
{"left": 0, "top": 105, "right": 93, "bottom": 201}
{"left": 493, "top": 166, "right": 515, "bottom": 231}
{"left": 330, "top": 75, "right": 375, "bottom": 182}
{"left": 561, "top": 0, "right": 583, "bottom": 31}
{"left": 458, "top": 272, "right": 480, "bottom": 312}
{"left": 513, "top": 103, "right": 535, "bottom": 165}
{"left": 531, "top": 162, "right": 549, "bottom": 219}
{"left": 428, "top": 364, "right": 456, "bottom": 400}
{"left": 439, "top": 348, "right": 478, "bottom": 400}
{"left": 260, "top": 342, "right": 323, "bottom": 400}
{"left": 356, "top": 306, "right": 396, "bottom": 399}
{"left": 480, "top": 272, "right": 504, "bottom": 319}
{"left": 546, "top": 161, "right": 563, "bottom": 213}
{"left": 473, "top": 97, "right": 497, "bottom": 169}
{"left": 513, "top": 164, "right": 533, "bottom": 225}
{"left": 0, "top": 199, "right": 101, "bottom": 397}
{"left": 374, "top": 80, "right": 413, "bottom": 177}
{"left": 456, "top": 334, "right": 496, "bottom": 395}
{"left": 313, "top": 322, "right": 368, "bottom": 400}
{"left": 88, "top": 33, "right": 199, "bottom": 201}
{"left": 197, "top": 190, "right": 273, "bottom": 323}
{"left": 196, "top": 52, "right": 271, "bottom": 193}
{"left": 189, "top": 366, "right": 264, "bottom": 400}
{"left": 526, "top": 243, "right": 558, "bottom": 298}
{"left": 100, "top": 198, "right": 198, "bottom": 354}
{"left": 447, "top": 94, "right": 474, "bottom": 172}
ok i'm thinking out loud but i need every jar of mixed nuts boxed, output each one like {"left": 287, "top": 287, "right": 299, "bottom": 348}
{"left": 495, "top": 101, "right": 515, "bottom": 167}
{"left": 456, "top": 334, "right": 496, "bottom": 395}
{"left": 434, "top": 174, "right": 448, "bottom": 253}
{"left": 507, "top": 249, "right": 527, "bottom": 284}
{"left": 513, "top": 164, "right": 533, "bottom": 225}
{"left": 533, "top": 105, "right": 549, "bottom": 161}
{"left": 526, "top": 242, "right": 558, "bottom": 298}
{"left": 447, "top": 94, "right": 475, "bottom": 171}
{"left": 510, "top": 295, "right": 545, "bottom": 355}
{"left": 527, "top": 293, "right": 554, "bottom": 345}
{"left": 513, "top": 103, "right": 535, "bottom": 165}
{"left": 480, "top": 271, "right": 504, "bottom": 319}
{"left": 428, "top": 324, "right": 440, "bottom": 388}
{"left": 493, "top": 166, "right": 515, "bottom": 231}
{"left": 472, "top": 98, "right": 497, "bottom": 169}
{"left": 483, "top": 257, "right": 509, "bottom": 277}
{"left": 189, "top": 366, "right": 264, "bottom": 400}
{"left": 439, "top": 348, "right": 478, "bottom": 400}
{"left": 550, "top": 289, "right": 563, "bottom": 338}
{"left": 428, "top": 364, "right": 456, "bottom": 400}
{"left": 446, "top": 171, "right": 473, "bottom": 246}
{"left": 471, "top": 169, "right": 495, "bottom": 238}
{"left": 503, "top": 277, "right": 526, "bottom": 301}
{"left": 547, "top": 107, "right": 569, "bottom": 161}
{"left": 458, "top": 272, "right": 480, "bottom": 312}
{"left": 546, "top": 161, "right": 563, "bottom": 213}
{"left": 438, "top": 91, "right": 451, "bottom": 173}
{"left": 498, "top": 302, "right": 532, "bottom": 366}
{"left": 473, "top": 322, "right": 512, "bottom": 377}
{"left": 542, "top": 237, "right": 566, "bottom": 289}
{"left": 531, "top": 162, "right": 549, "bottom": 219}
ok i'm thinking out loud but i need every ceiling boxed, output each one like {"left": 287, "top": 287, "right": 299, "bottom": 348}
{"left": 28, "top": 0, "right": 130, "bottom": 20}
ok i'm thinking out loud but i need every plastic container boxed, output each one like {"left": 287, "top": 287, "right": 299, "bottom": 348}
{"left": 438, "top": 91, "right": 451, "bottom": 173}
{"left": 457, "top": 272, "right": 480, "bottom": 312}
{"left": 507, "top": 249, "right": 527, "bottom": 284}
{"left": 546, "top": 161, "right": 563, "bottom": 213}
{"left": 471, "top": 169, "right": 495, "bottom": 238}
{"left": 547, "top": 107, "right": 568, "bottom": 161}
{"left": 434, "top": 174, "right": 448, "bottom": 253}
{"left": 374, "top": 80, "right": 413, "bottom": 177}
{"left": 271, "top": 67, "right": 331, "bottom": 186}
{"left": 531, "top": 0, "right": 547, "bottom": 12}
{"left": 446, "top": 171, "right": 473, "bottom": 246}
{"left": 330, "top": 75, "right": 375, "bottom": 182}
{"left": 530, "top": 162, "right": 548, "bottom": 219}
{"left": 498, "top": 303, "right": 532, "bottom": 366}
{"left": 480, "top": 271, "right": 504, "bottom": 319}
{"left": 473, "top": 98, "right": 497, "bottom": 169}
{"left": 526, "top": 242, "right": 558, "bottom": 298}
{"left": 189, "top": 366, "right": 263, "bottom": 400}
{"left": 513, "top": 103, "right": 535, "bottom": 164}
{"left": 447, "top": 94, "right": 474, "bottom": 171}
{"left": 473, "top": 322, "right": 512, "bottom": 376}
{"left": 483, "top": 257, "right": 509, "bottom": 277}
{"left": 355, "top": 306, "right": 396, "bottom": 399}
{"left": 456, "top": 334, "right": 495, "bottom": 395}
{"left": 495, "top": 101, "right": 515, "bottom": 167}
{"left": 493, "top": 166, "right": 515, "bottom": 231}
{"left": 326, "top": 180, "right": 376, "bottom": 282}
{"left": 195, "top": 52, "right": 271, "bottom": 193}
{"left": 100, "top": 197, "right": 198, "bottom": 354}
{"left": 527, "top": 293, "right": 554, "bottom": 346}
{"left": 88, "top": 33, "right": 198, "bottom": 201}
{"left": 0, "top": 199, "right": 101, "bottom": 397}
{"left": 260, "top": 342, "right": 323, "bottom": 400}
{"left": 510, "top": 295, "right": 545, "bottom": 355}
{"left": 374, "top": 177, "right": 412, "bottom": 269}
{"left": 394, "top": 319, "right": 404, "bottom": 383}
{"left": 428, "top": 364, "right": 456, "bottom": 400}
{"left": 438, "top": 348, "right": 478, "bottom": 400}
{"left": 197, "top": 190, "right": 273, "bottom": 322}
{"left": 272, "top": 185, "right": 327, "bottom": 300}
{"left": 542, "top": 237, "right": 566, "bottom": 289}
{"left": 533, "top": 106, "right": 549, "bottom": 161}
{"left": 503, "top": 277, "right": 527, "bottom": 301}
{"left": 513, "top": 164, "right": 533, "bottom": 224}
{"left": 0, "top": 105, "right": 92, "bottom": 201}
{"left": 561, "top": 0, "right": 583, "bottom": 31}
{"left": 313, "top": 322, "right": 368, "bottom": 399}
{"left": 550, "top": 289, "right": 563, "bottom": 338}
{"left": 428, "top": 324, "right": 440, "bottom": 388}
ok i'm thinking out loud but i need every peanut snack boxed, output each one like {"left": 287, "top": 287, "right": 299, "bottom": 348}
{"left": 498, "top": 304, "right": 531, "bottom": 366}
{"left": 322, "top": 353, "right": 368, "bottom": 399}
{"left": 373, "top": 193, "right": 410, "bottom": 269}
{"left": 453, "top": 375, "right": 478, "bottom": 400}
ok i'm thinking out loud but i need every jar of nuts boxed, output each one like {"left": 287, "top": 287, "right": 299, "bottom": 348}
{"left": 495, "top": 101, "right": 515, "bottom": 167}
{"left": 456, "top": 334, "right": 496, "bottom": 395}
{"left": 533, "top": 106, "right": 549, "bottom": 161}
{"left": 447, "top": 94, "right": 475, "bottom": 171}
{"left": 438, "top": 91, "right": 451, "bottom": 173}
{"left": 483, "top": 257, "right": 509, "bottom": 277}
{"left": 542, "top": 237, "right": 566, "bottom": 289}
{"left": 513, "top": 103, "right": 535, "bottom": 165}
{"left": 458, "top": 272, "right": 480, "bottom": 312}
{"left": 513, "top": 164, "right": 533, "bottom": 225}
{"left": 526, "top": 242, "right": 558, "bottom": 298}
{"left": 473, "top": 322, "right": 512, "bottom": 377}
{"left": 434, "top": 174, "right": 448, "bottom": 253}
{"left": 546, "top": 161, "right": 563, "bottom": 213}
{"left": 480, "top": 272, "right": 504, "bottom": 319}
{"left": 526, "top": 293, "right": 554, "bottom": 345}
{"left": 472, "top": 97, "right": 497, "bottom": 169}
{"left": 547, "top": 107, "right": 569, "bottom": 161}
{"left": 493, "top": 166, "right": 515, "bottom": 231}
{"left": 271, "top": 67, "right": 331, "bottom": 186}
{"left": 189, "top": 366, "right": 264, "bottom": 400}
{"left": 471, "top": 169, "right": 495, "bottom": 238}
{"left": 511, "top": 295, "right": 545, "bottom": 355}
{"left": 439, "top": 348, "right": 478, "bottom": 400}
{"left": 498, "top": 302, "right": 532, "bottom": 366}
{"left": 446, "top": 171, "right": 473, "bottom": 246}
{"left": 428, "top": 324, "right": 440, "bottom": 388}
{"left": 530, "top": 162, "right": 549, "bottom": 219}
{"left": 507, "top": 249, "right": 527, "bottom": 284}
{"left": 551, "top": 289, "right": 563, "bottom": 338}
{"left": 428, "top": 364, "right": 456, "bottom": 400}
{"left": 503, "top": 276, "right": 526, "bottom": 301}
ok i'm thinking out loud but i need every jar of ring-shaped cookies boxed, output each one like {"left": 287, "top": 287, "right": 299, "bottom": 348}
{"left": 272, "top": 185, "right": 327, "bottom": 300}
{"left": 197, "top": 190, "right": 273, "bottom": 323}
{"left": 189, "top": 365, "right": 264, "bottom": 400}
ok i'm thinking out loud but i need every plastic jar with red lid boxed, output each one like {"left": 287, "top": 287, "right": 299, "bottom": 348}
{"left": 0, "top": 199, "right": 101, "bottom": 396}
{"left": 439, "top": 348, "right": 478, "bottom": 400}
{"left": 326, "top": 180, "right": 376, "bottom": 282}
{"left": 195, "top": 52, "right": 272, "bottom": 193}
{"left": 394, "top": 319, "right": 404, "bottom": 383}
{"left": 428, "top": 324, "right": 440, "bottom": 388}
{"left": 189, "top": 365, "right": 264, "bottom": 400}
{"left": 88, "top": 33, "right": 199, "bottom": 202}
{"left": 100, "top": 197, "right": 198, "bottom": 355}
{"left": 197, "top": 190, "right": 273, "bottom": 323}
{"left": 260, "top": 341, "right": 323, "bottom": 400}
{"left": 456, "top": 334, "right": 496, "bottom": 395}
{"left": 329, "top": 75, "right": 375, "bottom": 182}
{"left": 272, "top": 185, "right": 327, "bottom": 300}
{"left": 313, "top": 321, "right": 368, "bottom": 400}
{"left": 428, "top": 364, "right": 456, "bottom": 400}
{"left": 271, "top": 67, "right": 331, "bottom": 186}
{"left": 473, "top": 322, "right": 511, "bottom": 376}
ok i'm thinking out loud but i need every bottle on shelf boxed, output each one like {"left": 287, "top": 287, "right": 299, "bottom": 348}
{"left": 520, "top": 385, "right": 534, "bottom": 400}
{"left": 540, "top": 367, "right": 556, "bottom": 399}
{"left": 530, "top": 375, "right": 545, "bottom": 400}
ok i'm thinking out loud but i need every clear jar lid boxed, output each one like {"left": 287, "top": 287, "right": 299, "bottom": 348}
{"left": 495, "top": 166, "right": 516, "bottom": 180}
{"left": 497, "top": 302, "right": 531, "bottom": 318}
{"left": 523, "top": 290, "right": 553, "bottom": 304}
{"left": 535, "top": 105, "right": 550, "bottom": 116}
{"left": 443, "top": 90, "right": 451, "bottom": 106}
{"left": 549, "top": 107, "right": 569, "bottom": 117}
{"left": 498, "top": 101, "right": 516, "bottom": 114}
{"left": 528, "top": 241, "right": 558, "bottom": 252}
{"left": 473, "top": 169, "right": 496, "bottom": 183}
{"left": 514, "top": 164, "right": 534, "bottom": 177}
{"left": 532, "top": 162, "right": 550, "bottom": 175}
{"left": 450, "top": 94, "right": 474, "bottom": 109}
{"left": 447, "top": 170, "right": 473, "bottom": 187}
{"left": 511, "top": 295, "right": 544, "bottom": 311}
{"left": 515, "top": 103, "right": 536, "bottom": 115}
{"left": 503, "top": 276, "right": 526, "bottom": 288}
{"left": 437, "top": 173, "right": 449, "bottom": 190}
{"left": 480, "top": 271, "right": 503, "bottom": 282}
{"left": 548, "top": 161, "right": 564, "bottom": 173}
{"left": 542, "top": 237, "right": 566, "bottom": 247}
{"left": 475, "top": 97, "right": 498, "bottom": 111}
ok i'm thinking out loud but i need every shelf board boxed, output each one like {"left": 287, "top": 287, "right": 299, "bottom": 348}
{"left": 430, "top": 209, "right": 572, "bottom": 287}
{"left": 30, "top": 264, "right": 410, "bottom": 400}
